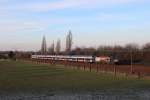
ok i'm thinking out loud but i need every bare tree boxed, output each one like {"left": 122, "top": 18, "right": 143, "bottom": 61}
{"left": 66, "top": 30, "right": 73, "bottom": 54}
{"left": 125, "top": 43, "right": 139, "bottom": 51}
{"left": 97, "top": 45, "right": 113, "bottom": 56}
{"left": 48, "top": 41, "right": 55, "bottom": 54}
{"left": 142, "top": 43, "right": 150, "bottom": 64}
{"left": 143, "top": 43, "right": 150, "bottom": 50}
{"left": 56, "top": 39, "right": 61, "bottom": 55}
{"left": 41, "top": 36, "right": 47, "bottom": 55}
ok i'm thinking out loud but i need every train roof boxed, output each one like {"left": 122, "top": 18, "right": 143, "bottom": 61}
{"left": 32, "top": 55, "right": 93, "bottom": 59}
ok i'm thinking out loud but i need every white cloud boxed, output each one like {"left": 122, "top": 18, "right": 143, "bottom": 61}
{"left": 0, "top": 12, "right": 139, "bottom": 34}
{"left": 0, "top": 0, "right": 146, "bottom": 12}
{"left": 96, "top": 13, "right": 133, "bottom": 21}
{"left": 0, "top": 21, "right": 45, "bottom": 33}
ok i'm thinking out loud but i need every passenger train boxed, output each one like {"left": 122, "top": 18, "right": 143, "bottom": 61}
{"left": 31, "top": 55, "right": 111, "bottom": 63}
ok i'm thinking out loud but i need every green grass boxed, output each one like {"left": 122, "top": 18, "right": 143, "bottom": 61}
{"left": 0, "top": 60, "right": 150, "bottom": 92}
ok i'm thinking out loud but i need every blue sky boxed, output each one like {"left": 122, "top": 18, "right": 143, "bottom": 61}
{"left": 0, "top": 0, "right": 150, "bottom": 51}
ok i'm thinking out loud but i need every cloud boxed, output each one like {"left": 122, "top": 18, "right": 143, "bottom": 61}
{"left": 0, "top": 0, "right": 148, "bottom": 34}
{"left": 0, "top": 0, "right": 146, "bottom": 12}
{"left": 0, "top": 21, "right": 45, "bottom": 33}
{"left": 0, "top": 11, "right": 142, "bottom": 34}
{"left": 96, "top": 13, "right": 134, "bottom": 21}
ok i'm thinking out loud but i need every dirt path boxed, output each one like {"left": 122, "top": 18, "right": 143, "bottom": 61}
{"left": 1, "top": 89, "right": 150, "bottom": 100}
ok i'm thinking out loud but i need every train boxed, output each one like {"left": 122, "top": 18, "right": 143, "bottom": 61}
{"left": 31, "top": 55, "right": 111, "bottom": 63}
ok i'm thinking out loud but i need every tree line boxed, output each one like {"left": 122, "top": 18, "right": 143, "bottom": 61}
{"left": 2, "top": 30, "right": 149, "bottom": 65}
{"left": 71, "top": 43, "right": 150, "bottom": 65}
{"left": 40, "top": 30, "right": 150, "bottom": 65}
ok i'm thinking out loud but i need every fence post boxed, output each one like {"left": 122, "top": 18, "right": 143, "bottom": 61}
{"left": 90, "top": 63, "right": 92, "bottom": 72}
{"left": 137, "top": 72, "right": 141, "bottom": 79}
{"left": 96, "top": 63, "right": 99, "bottom": 73}
{"left": 84, "top": 63, "right": 85, "bottom": 71}
{"left": 114, "top": 65, "right": 116, "bottom": 77}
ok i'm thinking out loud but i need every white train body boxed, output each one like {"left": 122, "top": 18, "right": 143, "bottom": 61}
{"left": 31, "top": 55, "right": 110, "bottom": 63}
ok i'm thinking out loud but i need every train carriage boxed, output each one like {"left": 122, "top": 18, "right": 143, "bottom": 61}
{"left": 31, "top": 55, "right": 111, "bottom": 63}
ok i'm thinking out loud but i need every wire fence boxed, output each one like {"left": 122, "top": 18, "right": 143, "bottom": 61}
{"left": 26, "top": 59, "right": 150, "bottom": 79}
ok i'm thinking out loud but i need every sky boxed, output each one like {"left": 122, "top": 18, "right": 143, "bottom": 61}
{"left": 0, "top": 0, "right": 150, "bottom": 51}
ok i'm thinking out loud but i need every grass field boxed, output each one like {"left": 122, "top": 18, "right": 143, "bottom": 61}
{"left": 0, "top": 60, "right": 150, "bottom": 93}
